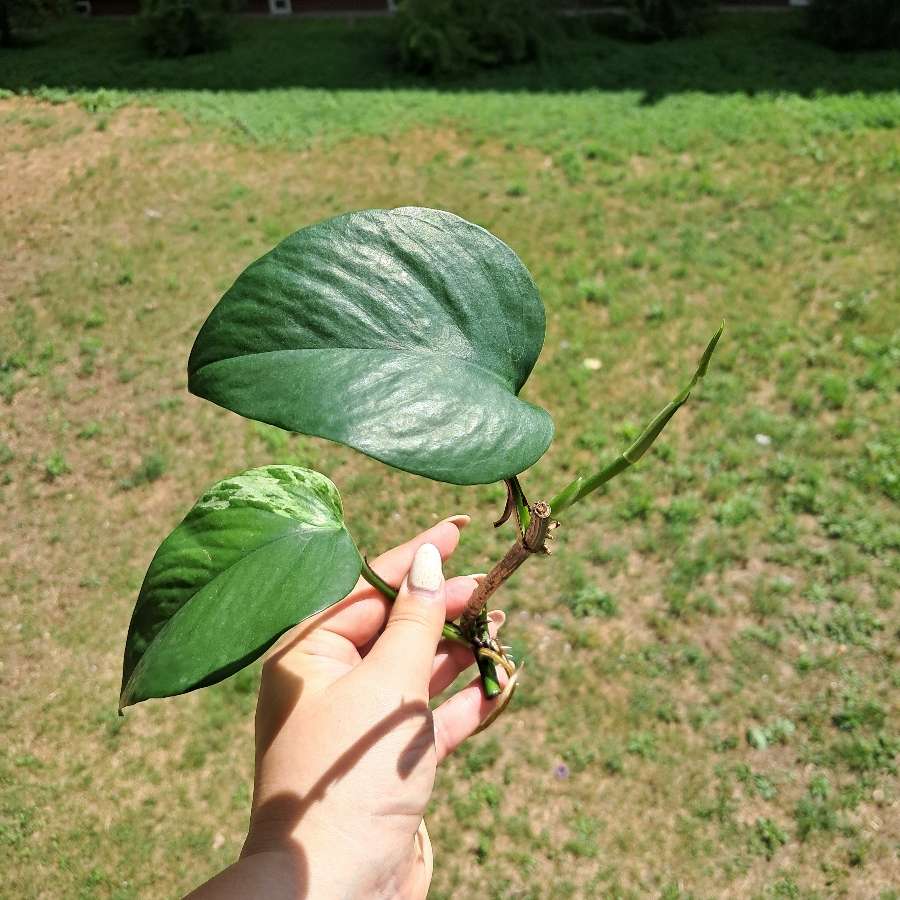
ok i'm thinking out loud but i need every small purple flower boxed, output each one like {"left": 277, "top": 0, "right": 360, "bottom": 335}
{"left": 553, "top": 762, "right": 570, "bottom": 780}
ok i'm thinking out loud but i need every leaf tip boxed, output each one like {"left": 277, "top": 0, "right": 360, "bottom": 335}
{"left": 118, "top": 680, "right": 136, "bottom": 714}
{"left": 696, "top": 321, "right": 725, "bottom": 380}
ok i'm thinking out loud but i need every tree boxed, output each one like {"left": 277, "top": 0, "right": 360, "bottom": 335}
{"left": 0, "top": 0, "right": 64, "bottom": 47}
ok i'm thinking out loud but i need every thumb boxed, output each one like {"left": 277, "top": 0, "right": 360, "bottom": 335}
{"left": 364, "top": 542, "right": 447, "bottom": 692}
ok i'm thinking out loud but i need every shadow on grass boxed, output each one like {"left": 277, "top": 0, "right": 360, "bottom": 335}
{"left": 1, "top": 11, "right": 898, "bottom": 101}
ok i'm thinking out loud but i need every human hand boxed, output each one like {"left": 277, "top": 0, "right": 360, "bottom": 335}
{"left": 188, "top": 516, "right": 506, "bottom": 900}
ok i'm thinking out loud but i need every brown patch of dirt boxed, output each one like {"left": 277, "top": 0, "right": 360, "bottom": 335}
{"left": 0, "top": 102, "right": 182, "bottom": 223}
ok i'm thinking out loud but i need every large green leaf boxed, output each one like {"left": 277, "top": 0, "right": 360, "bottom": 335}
{"left": 187, "top": 207, "right": 553, "bottom": 485}
{"left": 119, "top": 465, "right": 361, "bottom": 710}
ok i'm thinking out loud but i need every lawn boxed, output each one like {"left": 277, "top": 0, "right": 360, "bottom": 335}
{"left": 1, "top": 11, "right": 899, "bottom": 899}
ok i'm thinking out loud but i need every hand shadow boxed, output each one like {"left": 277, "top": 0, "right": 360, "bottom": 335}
{"left": 240, "top": 699, "right": 434, "bottom": 899}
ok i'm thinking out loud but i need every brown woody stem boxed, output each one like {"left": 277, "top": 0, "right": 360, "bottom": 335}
{"left": 460, "top": 500, "right": 555, "bottom": 632}
{"left": 364, "top": 501, "right": 555, "bottom": 703}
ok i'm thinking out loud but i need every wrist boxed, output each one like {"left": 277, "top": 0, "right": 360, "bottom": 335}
{"left": 243, "top": 818, "right": 410, "bottom": 900}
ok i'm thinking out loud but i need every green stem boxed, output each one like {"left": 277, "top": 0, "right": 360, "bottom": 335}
{"left": 473, "top": 608, "right": 502, "bottom": 699}
{"left": 360, "top": 557, "right": 470, "bottom": 646}
{"left": 360, "top": 556, "right": 397, "bottom": 599}
{"left": 359, "top": 559, "right": 501, "bottom": 695}
{"left": 550, "top": 323, "right": 724, "bottom": 515}
{"left": 476, "top": 651, "right": 502, "bottom": 699}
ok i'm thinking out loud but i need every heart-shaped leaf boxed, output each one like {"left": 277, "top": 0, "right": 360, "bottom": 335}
{"left": 187, "top": 207, "right": 553, "bottom": 485}
{"left": 120, "top": 465, "right": 361, "bottom": 710}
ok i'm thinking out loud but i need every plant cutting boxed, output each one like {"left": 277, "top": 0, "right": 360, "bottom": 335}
{"left": 120, "top": 206, "right": 722, "bottom": 726}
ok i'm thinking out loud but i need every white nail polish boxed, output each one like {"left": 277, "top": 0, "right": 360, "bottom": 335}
{"left": 409, "top": 543, "right": 443, "bottom": 594}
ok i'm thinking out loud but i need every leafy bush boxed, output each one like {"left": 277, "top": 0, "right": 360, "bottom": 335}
{"left": 808, "top": 0, "right": 900, "bottom": 51}
{"left": 139, "top": 0, "right": 236, "bottom": 59}
{"left": 394, "top": 0, "right": 560, "bottom": 76}
{"left": 626, "top": 0, "right": 714, "bottom": 40}
{"left": 0, "top": 0, "right": 65, "bottom": 47}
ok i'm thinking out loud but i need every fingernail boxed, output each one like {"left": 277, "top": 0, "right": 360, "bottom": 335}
{"left": 409, "top": 543, "right": 443, "bottom": 594}
{"left": 471, "top": 573, "right": 488, "bottom": 583}
{"left": 444, "top": 514, "right": 470, "bottom": 529}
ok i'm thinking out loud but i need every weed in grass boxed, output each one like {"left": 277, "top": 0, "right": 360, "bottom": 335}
{"left": 795, "top": 789, "right": 841, "bottom": 841}
{"left": 663, "top": 495, "right": 703, "bottom": 528}
{"left": 84, "top": 306, "right": 106, "bottom": 329}
{"left": 739, "top": 767, "right": 778, "bottom": 801}
{"left": 602, "top": 749, "right": 625, "bottom": 775}
{"left": 560, "top": 742, "right": 595, "bottom": 775}
{"left": 617, "top": 487, "right": 654, "bottom": 521}
{"left": 119, "top": 452, "right": 167, "bottom": 490}
{"left": 77, "top": 421, "right": 102, "bottom": 440}
{"left": 750, "top": 817, "right": 789, "bottom": 860}
{"left": 747, "top": 719, "right": 796, "bottom": 751}
{"left": 768, "top": 875, "right": 804, "bottom": 898}
{"left": 767, "top": 513, "right": 798, "bottom": 547}
{"left": 820, "top": 374, "right": 850, "bottom": 410}
{"left": 567, "top": 586, "right": 618, "bottom": 619}
{"left": 460, "top": 737, "right": 502, "bottom": 779}
{"left": 750, "top": 579, "right": 786, "bottom": 620}
{"left": 576, "top": 278, "right": 612, "bottom": 306}
{"left": 717, "top": 492, "right": 759, "bottom": 527}
{"left": 828, "top": 734, "right": 898, "bottom": 775}
{"left": 78, "top": 337, "right": 102, "bottom": 377}
{"left": 44, "top": 450, "right": 69, "bottom": 481}
{"left": 831, "top": 699, "right": 886, "bottom": 732}
{"left": 693, "top": 768, "right": 738, "bottom": 826}
{"left": 790, "top": 390, "right": 814, "bottom": 417}
{"left": 474, "top": 829, "right": 492, "bottom": 863}
{"left": 740, "top": 625, "right": 782, "bottom": 650}
{"left": 563, "top": 813, "right": 602, "bottom": 859}
{"left": 625, "top": 732, "right": 657, "bottom": 761}
{"left": 825, "top": 607, "right": 882, "bottom": 646}
{"left": 848, "top": 434, "right": 900, "bottom": 502}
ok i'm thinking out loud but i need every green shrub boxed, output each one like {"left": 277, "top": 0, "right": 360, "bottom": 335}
{"left": 139, "top": 0, "right": 235, "bottom": 58}
{"left": 626, "top": 0, "right": 714, "bottom": 41}
{"left": 808, "top": 0, "right": 900, "bottom": 51}
{"left": 0, "top": 0, "right": 65, "bottom": 46}
{"left": 394, "top": 0, "right": 560, "bottom": 76}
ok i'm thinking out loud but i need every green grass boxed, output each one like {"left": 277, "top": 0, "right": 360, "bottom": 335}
{"left": 2, "top": 13, "right": 900, "bottom": 154}
{"left": 1, "top": 11, "right": 899, "bottom": 899}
